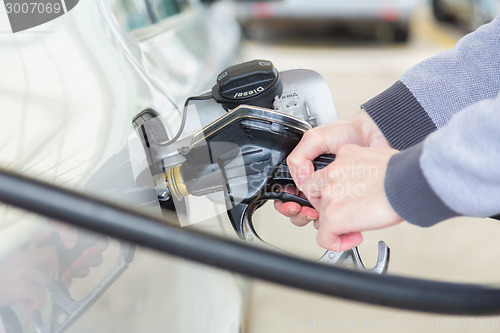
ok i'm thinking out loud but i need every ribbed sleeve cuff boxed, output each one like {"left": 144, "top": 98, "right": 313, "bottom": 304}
{"left": 385, "top": 143, "right": 460, "bottom": 227}
{"left": 362, "top": 81, "right": 437, "bottom": 151}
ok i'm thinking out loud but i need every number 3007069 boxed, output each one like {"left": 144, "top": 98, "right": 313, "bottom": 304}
{"left": 5, "top": 2, "right": 62, "bottom": 14}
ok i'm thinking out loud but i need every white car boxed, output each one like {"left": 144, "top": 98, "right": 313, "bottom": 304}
{"left": 234, "top": 0, "right": 418, "bottom": 42}
{"left": 432, "top": 0, "right": 500, "bottom": 31}
{"left": 0, "top": 0, "right": 244, "bottom": 332}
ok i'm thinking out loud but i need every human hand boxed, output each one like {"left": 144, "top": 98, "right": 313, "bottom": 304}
{"left": 0, "top": 238, "right": 58, "bottom": 310}
{"left": 56, "top": 225, "right": 109, "bottom": 287}
{"left": 300, "top": 144, "right": 403, "bottom": 252}
{"left": 0, "top": 226, "right": 108, "bottom": 310}
{"left": 274, "top": 109, "right": 390, "bottom": 225}
{"left": 59, "top": 238, "right": 108, "bottom": 288}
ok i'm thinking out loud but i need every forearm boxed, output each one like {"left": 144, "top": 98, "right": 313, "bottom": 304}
{"left": 361, "top": 82, "right": 436, "bottom": 150}
{"left": 362, "top": 15, "right": 500, "bottom": 150}
{"left": 385, "top": 94, "right": 500, "bottom": 226}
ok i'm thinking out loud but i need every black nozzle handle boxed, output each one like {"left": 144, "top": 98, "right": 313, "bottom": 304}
{"left": 270, "top": 153, "right": 336, "bottom": 191}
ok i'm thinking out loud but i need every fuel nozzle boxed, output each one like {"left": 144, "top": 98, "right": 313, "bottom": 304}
{"left": 164, "top": 164, "right": 189, "bottom": 201}
{"left": 155, "top": 106, "right": 312, "bottom": 208}
{"left": 152, "top": 165, "right": 189, "bottom": 202}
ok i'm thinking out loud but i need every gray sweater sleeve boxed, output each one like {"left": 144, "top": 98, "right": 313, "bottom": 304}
{"left": 362, "top": 16, "right": 500, "bottom": 227}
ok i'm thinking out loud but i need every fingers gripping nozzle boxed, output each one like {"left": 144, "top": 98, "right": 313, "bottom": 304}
{"left": 157, "top": 106, "right": 390, "bottom": 274}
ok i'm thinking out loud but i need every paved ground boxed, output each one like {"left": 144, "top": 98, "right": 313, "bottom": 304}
{"left": 241, "top": 5, "right": 500, "bottom": 333}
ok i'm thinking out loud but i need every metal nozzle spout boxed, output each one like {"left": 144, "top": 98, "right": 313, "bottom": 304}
{"left": 165, "top": 165, "right": 189, "bottom": 201}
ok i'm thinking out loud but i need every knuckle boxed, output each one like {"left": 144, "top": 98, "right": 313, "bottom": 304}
{"left": 290, "top": 216, "right": 309, "bottom": 227}
{"left": 316, "top": 231, "right": 341, "bottom": 252}
{"left": 329, "top": 221, "right": 344, "bottom": 236}
{"left": 303, "top": 129, "right": 323, "bottom": 148}
{"left": 286, "top": 154, "right": 301, "bottom": 167}
{"left": 321, "top": 206, "right": 345, "bottom": 234}
{"left": 302, "top": 129, "right": 315, "bottom": 140}
{"left": 322, "top": 204, "right": 337, "bottom": 220}
{"left": 339, "top": 143, "right": 359, "bottom": 154}
{"left": 273, "top": 200, "right": 282, "bottom": 210}
{"left": 337, "top": 144, "right": 350, "bottom": 155}
{"left": 322, "top": 182, "right": 339, "bottom": 199}
{"left": 319, "top": 165, "right": 335, "bottom": 182}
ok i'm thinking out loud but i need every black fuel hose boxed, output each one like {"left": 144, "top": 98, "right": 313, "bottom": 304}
{"left": 1, "top": 168, "right": 500, "bottom": 315}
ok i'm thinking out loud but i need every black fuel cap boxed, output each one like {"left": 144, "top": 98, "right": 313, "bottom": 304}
{"left": 212, "top": 59, "right": 282, "bottom": 111}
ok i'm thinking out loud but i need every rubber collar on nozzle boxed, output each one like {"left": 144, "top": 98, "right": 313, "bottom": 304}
{"left": 212, "top": 59, "right": 283, "bottom": 111}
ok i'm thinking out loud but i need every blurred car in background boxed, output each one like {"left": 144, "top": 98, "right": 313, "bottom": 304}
{"left": 432, "top": 0, "right": 500, "bottom": 31}
{"left": 234, "top": 0, "right": 419, "bottom": 43}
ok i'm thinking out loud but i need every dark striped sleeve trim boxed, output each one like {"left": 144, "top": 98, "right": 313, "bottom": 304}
{"left": 362, "top": 81, "right": 437, "bottom": 150}
{"left": 385, "top": 143, "right": 460, "bottom": 227}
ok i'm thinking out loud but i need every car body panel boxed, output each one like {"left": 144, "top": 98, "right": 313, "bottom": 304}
{"left": 0, "top": 0, "right": 244, "bottom": 332}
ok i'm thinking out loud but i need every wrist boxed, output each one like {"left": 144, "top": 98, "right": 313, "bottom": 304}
{"left": 361, "top": 81, "right": 437, "bottom": 150}
{"left": 356, "top": 109, "right": 389, "bottom": 148}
